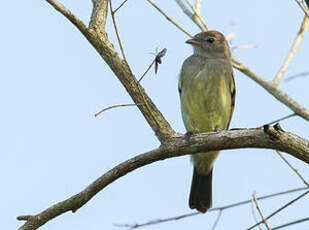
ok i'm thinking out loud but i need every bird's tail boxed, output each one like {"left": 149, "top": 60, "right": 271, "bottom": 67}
{"left": 189, "top": 168, "right": 213, "bottom": 213}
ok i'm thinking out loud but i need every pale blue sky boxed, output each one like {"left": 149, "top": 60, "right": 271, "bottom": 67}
{"left": 1, "top": 1, "right": 308, "bottom": 230}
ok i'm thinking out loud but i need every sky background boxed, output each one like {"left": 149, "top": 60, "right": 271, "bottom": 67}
{"left": 1, "top": 0, "right": 309, "bottom": 230}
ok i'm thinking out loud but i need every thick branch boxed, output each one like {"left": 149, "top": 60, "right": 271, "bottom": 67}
{"left": 232, "top": 56, "right": 309, "bottom": 121}
{"left": 18, "top": 128, "right": 309, "bottom": 229}
{"left": 45, "top": 0, "right": 175, "bottom": 142}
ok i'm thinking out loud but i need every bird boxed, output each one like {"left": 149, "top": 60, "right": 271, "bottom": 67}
{"left": 178, "top": 30, "right": 235, "bottom": 213}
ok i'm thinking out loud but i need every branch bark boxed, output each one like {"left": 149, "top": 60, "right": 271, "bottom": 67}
{"left": 18, "top": 127, "right": 309, "bottom": 229}
{"left": 232, "top": 56, "right": 309, "bottom": 121}
{"left": 273, "top": 16, "right": 309, "bottom": 86}
{"left": 89, "top": 0, "right": 108, "bottom": 35}
{"left": 46, "top": 0, "right": 175, "bottom": 142}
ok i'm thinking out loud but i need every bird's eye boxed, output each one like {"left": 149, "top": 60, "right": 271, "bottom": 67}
{"left": 207, "top": 37, "right": 215, "bottom": 43}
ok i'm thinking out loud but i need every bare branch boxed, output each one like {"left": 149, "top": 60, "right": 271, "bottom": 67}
{"left": 252, "top": 193, "right": 272, "bottom": 230}
{"left": 116, "top": 187, "right": 308, "bottom": 228}
{"left": 273, "top": 16, "right": 309, "bottom": 86}
{"left": 185, "top": 0, "right": 208, "bottom": 30}
{"left": 250, "top": 198, "right": 263, "bottom": 230}
{"left": 232, "top": 56, "right": 309, "bottom": 121}
{"left": 18, "top": 128, "right": 309, "bottom": 229}
{"left": 211, "top": 210, "right": 222, "bottom": 230}
{"left": 94, "top": 103, "right": 137, "bottom": 117}
{"left": 257, "top": 113, "right": 296, "bottom": 128}
{"left": 89, "top": 0, "right": 108, "bottom": 34}
{"left": 175, "top": 0, "right": 208, "bottom": 31}
{"left": 175, "top": 0, "right": 192, "bottom": 16}
{"left": 17, "top": 216, "right": 32, "bottom": 221}
{"left": 195, "top": 0, "right": 202, "bottom": 14}
{"left": 46, "top": 0, "right": 88, "bottom": 34}
{"left": 109, "top": 0, "right": 130, "bottom": 66}
{"left": 295, "top": 0, "right": 309, "bottom": 17}
{"left": 285, "top": 71, "right": 309, "bottom": 82}
{"left": 231, "top": 44, "right": 257, "bottom": 51}
{"left": 147, "top": 0, "right": 193, "bottom": 37}
{"left": 276, "top": 151, "right": 309, "bottom": 186}
{"left": 272, "top": 217, "right": 309, "bottom": 230}
{"left": 46, "top": 0, "right": 175, "bottom": 142}
{"left": 247, "top": 190, "right": 309, "bottom": 230}
{"left": 113, "top": 0, "right": 129, "bottom": 14}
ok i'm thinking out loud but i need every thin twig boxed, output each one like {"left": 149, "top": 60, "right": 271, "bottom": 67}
{"left": 17, "top": 216, "right": 32, "bottom": 221}
{"left": 276, "top": 151, "right": 309, "bottom": 186}
{"left": 211, "top": 210, "right": 223, "bottom": 230}
{"left": 195, "top": 0, "right": 202, "bottom": 14}
{"left": 273, "top": 15, "right": 309, "bottom": 86}
{"left": 247, "top": 190, "right": 309, "bottom": 230}
{"left": 115, "top": 187, "right": 308, "bottom": 229}
{"left": 94, "top": 103, "right": 138, "bottom": 117}
{"left": 147, "top": 0, "right": 193, "bottom": 37}
{"left": 109, "top": 0, "right": 130, "bottom": 67}
{"left": 184, "top": 0, "right": 208, "bottom": 30}
{"left": 251, "top": 198, "right": 263, "bottom": 230}
{"left": 232, "top": 55, "right": 309, "bottom": 121}
{"left": 46, "top": 0, "right": 88, "bottom": 35}
{"left": 257, "top": 113, "right": 296, "bottom": 129}
{"left": 295, "top": 0, "right": 309, "bottom": 17}
{"left": 252, "top": 192, "right": 272, "bottom": 230}
{"left": 272, "top": 217, "right": 309, "bottom": 230}
{"left": 138, "top": 60, "right": 156, "bottom": 83}
{"left": 231, "top": 45, "right": 257, "bottom": 51}
{"left": 284, "top": 72, "right": 309, "bottom": 82}
{"left": 113, "top": 0, "right": 129, "bottom": 14}
{"left": 175, "top": 0, "right": 208, "bottom": 31}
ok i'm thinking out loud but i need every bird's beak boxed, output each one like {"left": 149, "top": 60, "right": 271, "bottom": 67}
{"left": 186, "top": 38, "right": 202, "bottom": 47}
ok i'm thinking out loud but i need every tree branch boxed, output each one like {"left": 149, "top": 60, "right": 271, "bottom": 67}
{"left": 118, "top": 186, "right": 308, "bottom": 228}
{"left": 175, "top": 0, "right": 208, "bottom": 31}
{"left": 109, "top": 0, "right": 130, "bottom": 66}
{"left": 45, "top": 0, "right": 175, "bottom": 142}
{"left": 195, "top": 0, "right": 202, "bottom": 14}
{"left": 296, "top": 0, "right": 309, "bottom": 17}
{"left": 89, "top": 0, "right": 108, "bottom": 35}
{"left": 232, "top": 56, "right": 309, "bottom": 121}
{"left": 272, "top": 217, "right": 309, "bottom": 230}
{"left": 146, "top": 1, "right": 309, "bottom": 122}
{"left": 252, "top": 193, "right": 272, "bottom": 230}
{"left": 247, "top": 190, "right": 309, "bottom": 230}
{"left": 276, "top": 150, "right": 309, "bottom": 186}
{"left": 18, "top": 128, "right": 309, "bottom": 229}
{"left": 46, "top": 0, "right": 88, "bottom": 34}
{"left": 147, "top": 0, "right": 193, "bottom": 37}
{"left": 273, "top": 16, "right": 309, "bottom": 86}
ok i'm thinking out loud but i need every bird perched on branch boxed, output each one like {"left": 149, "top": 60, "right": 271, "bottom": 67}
{"left": 178, "top": 30, "right": 235, "bottom": 213}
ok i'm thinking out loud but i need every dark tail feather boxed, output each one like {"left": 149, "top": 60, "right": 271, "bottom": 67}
{"left": 189, "top": 168, "right": 213, "bottom": 213}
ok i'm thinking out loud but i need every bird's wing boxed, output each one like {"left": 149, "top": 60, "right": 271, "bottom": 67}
{"left": 178, "top": 55, "right": 203, "bottom": 96}
{"left": 227, "top": 70, "right": 236, "bottom": 128}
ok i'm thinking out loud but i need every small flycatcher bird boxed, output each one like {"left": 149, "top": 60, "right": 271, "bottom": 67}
{"left": 178, "top": 31, "right": 235, "bottom": 213}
